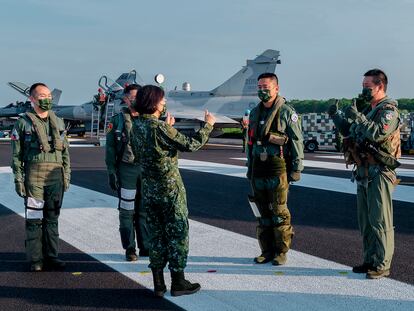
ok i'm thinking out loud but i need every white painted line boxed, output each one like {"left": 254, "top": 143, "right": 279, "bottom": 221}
{"left": 68, "top": 138, "right": 88, "bottom": 142}
{"left": 178, "top": 160, "right": 414, "bottom": 203}
{"left": 0, "top": 167, "right": 12, "bottom": 173}
{"left": 316, "top": 155, "right": 414, "bottom": 165}
{"left": 230, "top": 158, "right": 414, "bottom": 178}
{"left": 304, "top": 160, "right": 414, "bottom": 178}
{"left": 206, "top": 143, "right": 242, "bottom": 148}
{"left": 0, "top": 172, "right": 412, "bottom": 311}
{"left": 2, "top": 157, "right": 414, "bottom": 204}
{"left": 68, "top": 144, "right": 97, "bottom": 147}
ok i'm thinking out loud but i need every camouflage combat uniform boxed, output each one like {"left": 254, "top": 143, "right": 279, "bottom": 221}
{"left": 332, "top": 97, "right": 400, "bottom": 272}
{"left": 247, "top": 95, "right": 304, "bottom": 262}
{"left": 106, "top": 107, "right": 150, "bottom": 256}
{"left": 131, "top": 114, "right": 213, "bottom": 272}
{"left": 11, "top": 109, "right": 70, "bottom": 265}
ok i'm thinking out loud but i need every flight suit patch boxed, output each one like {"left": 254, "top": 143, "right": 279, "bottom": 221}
{"left": 11, "top": 128, "right": 20, "bottom": 141}
{"left": 291, "top": 113, "right": 298, "bottom": 123}
{"left": 384, "top": 112, "right": 394, "bottom": 121}
{"left": 107, "top": 122, "right": 113, "bottom": 133}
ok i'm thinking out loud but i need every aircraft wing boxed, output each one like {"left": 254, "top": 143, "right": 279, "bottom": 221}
{"left": 168, "top": 107, "right": 238, "bottom": 124}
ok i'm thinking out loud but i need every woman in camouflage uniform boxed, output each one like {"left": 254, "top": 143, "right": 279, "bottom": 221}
{"left": 131, "top": 85, "right": 216, "bottom": 297}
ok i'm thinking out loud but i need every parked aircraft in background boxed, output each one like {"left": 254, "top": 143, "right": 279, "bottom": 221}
{"left": 165, "top": 49, "right": 281, "bottom": 126}
{"left": 0, "top": 49, "right": 280, "bottom": 135}
{"left": 0, "top": 82, "right": 62, "bottom": 118}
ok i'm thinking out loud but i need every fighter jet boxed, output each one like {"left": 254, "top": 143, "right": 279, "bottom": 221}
{"left": 0, "top": 82, "right": 62, "bottom": 118}
{"left": 164, "top": 49, "right": 281, "bottom": 130}
{"left": 53, "top": 70, "right": 144, "bottom": 132}
{"left": 1, "top": 49, "right": 280, "bottom": 136}
{"left": 0, "top": 71, "right": 142, "bottom": 135}
{"left": 58, "top": 49, "right": 280, "bottom": 134}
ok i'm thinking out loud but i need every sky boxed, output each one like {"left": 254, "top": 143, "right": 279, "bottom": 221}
{"left": 0, "top": 0, "right": 413, "bottom": 106}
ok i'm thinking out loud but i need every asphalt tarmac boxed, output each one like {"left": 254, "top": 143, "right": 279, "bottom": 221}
{"left": 0, "top": 141, "right": 413, "bottom": 310}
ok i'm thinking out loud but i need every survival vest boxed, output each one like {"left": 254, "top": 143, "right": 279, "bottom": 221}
{"left": 21, "top": 110, "right": 66, "bottom": 162}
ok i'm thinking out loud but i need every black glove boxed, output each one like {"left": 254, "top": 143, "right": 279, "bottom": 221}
{"left": 64, "top": 178, "right": 70, "bottom": 192}
{"left": 327, "top": 103, "right": 338, "bottom": 117}
{"left": 15, "top": 180, "right": 26, "bottom": 197}
{"left": 344, "top": 104, "right": 359, "bottom": 121}
{"left": 288, "top": 171, "right": 301, "bottom": 183}
{"left": 355, "top": 96, "right": 369, "bottom": 112}
{"left": 108, "top": 173, "right": 119, "bottom": 191}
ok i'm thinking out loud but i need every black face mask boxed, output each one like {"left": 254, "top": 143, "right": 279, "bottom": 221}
{"left": 361, "top": 88, "right": 373, "bottom": 102}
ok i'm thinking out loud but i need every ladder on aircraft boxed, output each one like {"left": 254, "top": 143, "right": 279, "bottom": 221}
{"left": 103, "top": 100, "right": 115, "bottom": 136}
{"left": 89, "top": 95, "right": 117, "bottom": 140}
{"left": 90, "top": 101, "right": 101, "bottom": 139}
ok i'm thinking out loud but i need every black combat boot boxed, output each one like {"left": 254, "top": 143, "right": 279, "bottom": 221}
{"left": 151, "top": 268, "right": 167, "bottom": 297}
{"left": 352, "top": 263, "right": 374, "bottom": 273}
{"left": 30, "top": 261, "right": 43, "bottom": 272}
{"left": 43, "top": 258, "right": 66, "bottom": 270}
{"left": 170, "top": 271, "right": 201, "bottom": 297}
{"left": 254, "top": 225, "right": 275, "bottom": 264}
{"left": 126, "top": 248, "right": 138, "bottom": 261}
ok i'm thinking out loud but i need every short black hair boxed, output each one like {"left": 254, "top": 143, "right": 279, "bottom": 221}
{"left": 124, "top": 83, "right": 141, "bottom": 95}
{"left": 133, "top": 85, "right": 165, "bottom": 114}
{"left": 257, "top": 73, "right": 278, "bottom": 84}
{"left": 364, "top": 69, "right": 388, "bottom": 92}
{"left": 29, "top": 83, "right": 48, "bottom": 96}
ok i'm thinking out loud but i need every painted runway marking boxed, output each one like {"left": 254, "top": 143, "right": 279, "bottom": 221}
{"left": 0, "top": 170, "right": 413, "bottom": 310}
{"left": 315, "top": 154, "right": 414, "bottom": 165}
{"left": 68, "top": 144, "right": 97, "bottom": 147}
{"left": 230, "top": 157, "right": 414, "bottom": 178}
{"left": 179, "top": 160, "right": 414, "bottom": 203}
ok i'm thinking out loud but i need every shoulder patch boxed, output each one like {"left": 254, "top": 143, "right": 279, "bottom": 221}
{"left": 291, "top": 113, "right": 299, "bottom": 123}
{"left": 11, "top": 128, "right": 19, "bottom": 141}
{"left": 106, "top": 122, "right": 113, "bottom": 133}
{"left": 384, "top": 112, "right": 394, "bottom": 121}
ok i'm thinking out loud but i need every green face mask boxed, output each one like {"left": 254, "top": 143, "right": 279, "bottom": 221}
{"left": 37, "top": 98, "right": 53, "bottom": 111}
{"left": 258, "top": 89, "right": 272, "bottom": 102}
{"left": 361, "top": 88, "right": 373, "bottom": 102}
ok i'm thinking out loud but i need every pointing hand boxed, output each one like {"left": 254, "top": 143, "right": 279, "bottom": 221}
{"left": 204, "top": 110, "right": 216, "bottom": 126}
{"left": 166, "top": 112, "right": 175, "bottom": 126}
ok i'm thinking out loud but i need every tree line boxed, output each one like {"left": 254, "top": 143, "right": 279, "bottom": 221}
{"left": 288, "top": 98, "right": 414, "bottom": 114}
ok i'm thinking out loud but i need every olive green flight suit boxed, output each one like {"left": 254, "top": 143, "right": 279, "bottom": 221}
{"left": 11, "top": 110, "right": 70, "bottom": 264}
{"left": 247, "top": 96, "right": 304, "bottom": 260}
{"left": 106, "top": 107, "right": 150, "bottom": 254}
{"left": 333, "top": 97, "right": 400, "bottom": 271}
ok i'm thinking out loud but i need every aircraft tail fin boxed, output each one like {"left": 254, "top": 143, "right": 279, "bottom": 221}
{"left": 210, "top": 49, "right": 281, "bottom": 96}
{"left": 52, "top": 89, "right": 62, "bottom": 105}
{"left": 115, "top": 69, "right": 145, "bottom": 88}
{"left": 8, "top": 82, "right": 62, "bottom": 105}
{"left": 8, "top": 82, "right": 31, "bottom": 97}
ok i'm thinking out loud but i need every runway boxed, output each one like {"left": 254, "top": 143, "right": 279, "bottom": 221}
{"left": 0, "top": 141, "right": 413, "bottom": 310}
